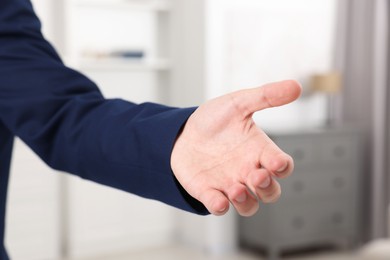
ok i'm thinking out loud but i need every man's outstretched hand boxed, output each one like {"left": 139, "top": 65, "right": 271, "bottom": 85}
{"left": 171, "top": 80, "right": 302, "bottom": 217}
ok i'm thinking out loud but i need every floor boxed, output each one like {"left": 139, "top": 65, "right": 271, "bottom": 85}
{"left": 78, "top": 244, "right": 372, "bottom": 260}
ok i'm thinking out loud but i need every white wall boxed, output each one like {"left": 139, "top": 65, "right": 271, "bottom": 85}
{"left": 5, "top": 140, "right": 61, "bottom": 260}
{"left": 29, "top": 0, "right": 52, "bottom": 37}
{"left": 206, "top": 0, "right": 337, "bottom": 131}
{"left": 30, "top": 0, "right": 64, "bottom": 54}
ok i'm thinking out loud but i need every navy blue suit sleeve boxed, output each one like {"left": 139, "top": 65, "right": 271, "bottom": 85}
{"left": 0, "top": 0, "right": 208, "bottom": 214}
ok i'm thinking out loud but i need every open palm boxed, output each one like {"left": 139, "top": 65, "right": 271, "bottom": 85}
{"left": 171, "top": 80, "right": 302, "bottom": 216}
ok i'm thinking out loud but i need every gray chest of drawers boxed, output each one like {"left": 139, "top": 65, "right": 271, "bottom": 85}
{"left": 239, "top": 128, "right": 364, "bottom": 259}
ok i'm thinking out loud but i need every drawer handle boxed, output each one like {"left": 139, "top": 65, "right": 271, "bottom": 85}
{"left": 293, "top": 181, "right": 305, "bottom": 192}
{"left": 333, "top": 177, "right": 345, "bottom": 189}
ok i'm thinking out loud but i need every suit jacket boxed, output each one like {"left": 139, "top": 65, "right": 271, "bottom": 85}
{"left": 0, "top": 0, "right": 208, "bottom": 258}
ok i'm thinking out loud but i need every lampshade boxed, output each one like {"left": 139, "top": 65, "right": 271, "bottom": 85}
{"left": 310, "top": 72, "right": 342, "bottom": 93}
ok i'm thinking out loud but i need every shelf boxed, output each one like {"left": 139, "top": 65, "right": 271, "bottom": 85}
{"left": 74, "top": 0, "right": 171, "bottom": 12}
{"left": 75, "top": 57, "right": 171, "bottom": 71}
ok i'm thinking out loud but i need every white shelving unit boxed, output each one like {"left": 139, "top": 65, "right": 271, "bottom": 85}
{"left": 62, "top": 0, "right": 179, "bottom": 258}
{"left": 64, "top": 0, "right": 173, "bottom": 101}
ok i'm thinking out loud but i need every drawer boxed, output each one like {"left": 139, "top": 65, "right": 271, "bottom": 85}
{"left": 319, "top": 136, "right": 356, "bottom": 164}
{"left": 272, "top": 133, "right": 360, "bottom": 167}
{"left": 279, "top": 168, "right": 355, "bottom": 201}
{"left": 274, "top": 200, "right": 352, "bottom": 240}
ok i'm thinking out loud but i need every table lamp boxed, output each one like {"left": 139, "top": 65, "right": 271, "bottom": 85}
{"left": 310, "top": 71, "right": 342, "bottom": 126}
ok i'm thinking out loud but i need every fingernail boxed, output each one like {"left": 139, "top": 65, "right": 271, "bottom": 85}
{"left": 259, "top": 176, "right": 271, "bottom": 189}
{"left": 235, "top": 192, "right": 247, "bottom": 203}
{"left": 276, "top": 163, "right": 288, "bottom": 173}
{"left": 218, "top": 206, "right": 227, "bottom": 213}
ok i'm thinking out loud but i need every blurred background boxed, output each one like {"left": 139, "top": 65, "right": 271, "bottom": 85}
{"left": 5, "top": 0, "right": 390, "bottom": 259}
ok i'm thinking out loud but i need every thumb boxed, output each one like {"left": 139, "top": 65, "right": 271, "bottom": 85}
{"left": 231, "top": 80, "right": 302, "bottom": 116}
